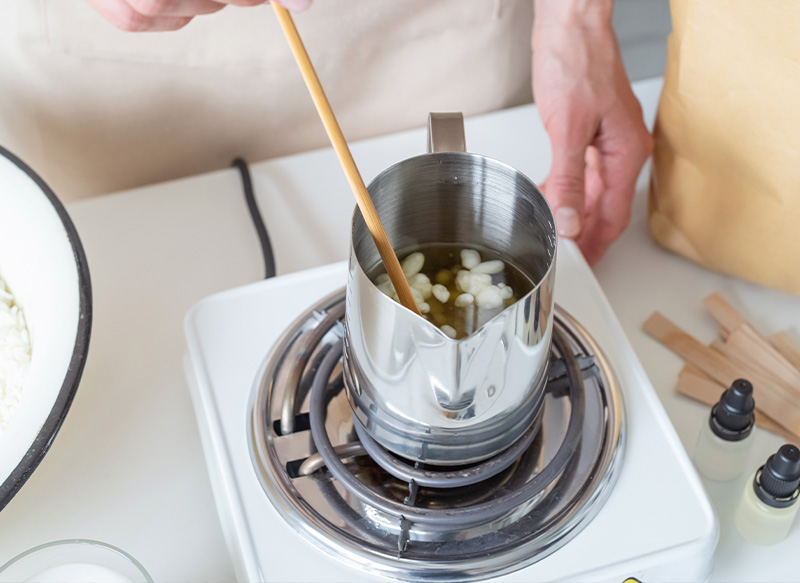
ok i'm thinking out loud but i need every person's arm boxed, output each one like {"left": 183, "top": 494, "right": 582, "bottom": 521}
{"left": 532, "top": 0, "right": 652, "bottom": 265}
{"left": 85, "top": 0, "right": 311, "bottom": 32}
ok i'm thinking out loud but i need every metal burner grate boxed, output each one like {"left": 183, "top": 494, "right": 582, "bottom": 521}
{"left": 249, "top": 288, "right": 624, "bottom": 582}
{"left": 350, "top": 411, "right": 541, "bottom": 490}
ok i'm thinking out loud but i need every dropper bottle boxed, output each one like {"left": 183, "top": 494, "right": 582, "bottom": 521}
{"left": 735, "top": 444, "right": 800, "bottom": 545}
{"left": 692, "top": 379, "right": 755, "bottom": 481}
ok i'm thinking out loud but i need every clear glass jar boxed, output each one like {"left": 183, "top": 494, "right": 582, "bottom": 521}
{"left": 0, "top": 539, "right": 152, "bottom": 583}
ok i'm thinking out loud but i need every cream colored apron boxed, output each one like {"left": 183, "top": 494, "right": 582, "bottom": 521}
{"left": 0, "top": 0, "right": 533, "bottom": 202}
{"left": 649, "top": 1, "right": 800, "bottom": 295}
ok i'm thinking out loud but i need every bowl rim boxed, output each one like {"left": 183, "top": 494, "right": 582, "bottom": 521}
{"left": 0, "top": 538, "right": 153, "bottom": 582}
{"left": 0, "top": 145, "right": 92, "bottom": 512}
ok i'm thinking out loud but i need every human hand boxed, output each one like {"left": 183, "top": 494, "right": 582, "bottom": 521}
{"left": 532, "top": 0, "right": 652, "bottom": 265}
{"left": 85, "top": 0, "right": 312, "bottom": 32}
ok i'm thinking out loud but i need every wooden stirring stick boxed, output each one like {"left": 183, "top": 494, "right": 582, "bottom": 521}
{"left": 271, "top": 4, "right": 421, "bottom": 316}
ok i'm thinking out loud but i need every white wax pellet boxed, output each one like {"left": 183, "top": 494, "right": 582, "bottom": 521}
{"left": 455, "top": 270, "right": 471, "bottom": 293}
{"left": 419, "top": 302, "right": 430, "bottom": 314}
{"left": 410, "top": 288, "right": 424, "bottom": 304}
{"left": 401, "top": 252, "right": 425, "bottom": 277}
{"left": 411, "top": 273, "right": 430, "bottom": 286}
{"left": 440, "top": 325, "right": 457, "bottom": 339}
{"left": 475, "top": 286, "right": 504, "bottom": 310}
{"left": 471, "top": 260, "right": 505, "bottom": 275}
{"left": 470, "top": 272, "right": 492, "bottom": 288}
{"left": 498, "top": 284, "right": 514, "bottom": 300}
{"left": 455, "top": 270, "right": 492, "bottom": 296}
{"left": 454, "top": 293, "right": 475, "bottom": 307}
{"left": 410, "top": 273, "right": 432, "bottom": 299}
{"left": 460, "top": 249, "right": 481, "bottom": 269}
{"left": 432, "top": 284, "right": 450, "bottom": 303}
{"left": 376, "top": 273, "right": 391, "bottom": 285}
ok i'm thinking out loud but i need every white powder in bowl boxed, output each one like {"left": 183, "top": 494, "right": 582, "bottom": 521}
{"left": 0, "top": 275, "right": 31, "bottom": 434}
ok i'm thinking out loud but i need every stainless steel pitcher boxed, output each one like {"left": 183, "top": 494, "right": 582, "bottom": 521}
{"left": 343, "top": 113, "right": 557, "bottom": 466}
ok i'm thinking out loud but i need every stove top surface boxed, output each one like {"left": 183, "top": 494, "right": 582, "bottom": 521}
{"left": 248, "top": 288, "right": 622, "bottom": 581}
{"left": 184, "top": 240, "right": 718, "bottom": 582}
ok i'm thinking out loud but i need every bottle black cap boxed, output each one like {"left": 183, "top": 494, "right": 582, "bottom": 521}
{"left": 710, "top": 379, "right": 755, "bottom": 441}
{"left": 754, "top": 444, "right": 800, "bottom": 508}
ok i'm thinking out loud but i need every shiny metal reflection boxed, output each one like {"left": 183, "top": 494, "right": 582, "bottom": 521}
{"left": 344, "top": 113, "right": 557, "bottom": 465}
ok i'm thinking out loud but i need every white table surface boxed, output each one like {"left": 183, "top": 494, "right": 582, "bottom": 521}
{"left": 1, "top": 77, "right": 798, "bottom": 582}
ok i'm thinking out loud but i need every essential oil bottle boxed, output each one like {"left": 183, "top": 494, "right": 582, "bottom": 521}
{"left": 735, "top": 444, "right": 800, "bottom": 545}
{"left": 692, "top": 379, "right": 755, "bottom": 481}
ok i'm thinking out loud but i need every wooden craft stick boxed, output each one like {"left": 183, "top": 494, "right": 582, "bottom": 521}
{"left": 643, "top": 311, "right": 800, "bottom": 435}
{"left": 708, "top": 339, "right": 771, "bottom": 382}
{"left": 644, "top": 312, "right": 756, "bottom": 386}
{"left": 703, "top": 292, "right": 800, "bottom": 394}
{"left": 770, "top": 331, "right": 800, "bottom": 372}
{"left": 703, "top": 293, "right": 746, "bottom": 333}
{"left": 676, "top": 364, "right": 726, "bottom": 404}
{"left": 711, "top": 337, "right": 800, "bottom": 396}
{"left": 677, "top": 365, "right": 799, "bottom": 441}
{"left": 726, "top": 326, "right": 800, "bottom": 394}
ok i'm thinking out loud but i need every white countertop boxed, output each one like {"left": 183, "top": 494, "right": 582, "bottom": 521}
{"left": 0, "top": 77, "right": 798, "bottom": 582}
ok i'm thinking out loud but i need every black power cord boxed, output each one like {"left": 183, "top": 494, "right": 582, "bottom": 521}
{"left": 232, "top": 157, "right": 276, "bottom": 280}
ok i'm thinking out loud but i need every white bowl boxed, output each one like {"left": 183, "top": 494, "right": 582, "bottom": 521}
{"left": 0, "top": 146, "right": 91, "bottom": 510}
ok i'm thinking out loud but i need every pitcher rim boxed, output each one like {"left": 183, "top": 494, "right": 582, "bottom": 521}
{"left": 349, "top": 150, "right": 558, "bottom": 343}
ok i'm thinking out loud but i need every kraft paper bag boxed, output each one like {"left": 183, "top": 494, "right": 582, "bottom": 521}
{"left": 649, "top": 1, "right": 800, "bottom": 295}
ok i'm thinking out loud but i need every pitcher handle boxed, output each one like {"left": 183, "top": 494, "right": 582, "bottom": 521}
{"left": 427, "top": 113, "right": 467, "bottom": 153}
